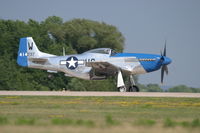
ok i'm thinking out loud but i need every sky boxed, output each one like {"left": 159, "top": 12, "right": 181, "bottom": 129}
{"left": 0, "top": 0, "right": 200, "bottom": 87}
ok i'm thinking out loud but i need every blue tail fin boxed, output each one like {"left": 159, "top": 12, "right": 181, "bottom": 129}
{"left": 17, "top": 37, "right": 28, "bottom": 67}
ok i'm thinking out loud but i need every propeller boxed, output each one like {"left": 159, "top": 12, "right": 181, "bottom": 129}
{"left": 160, "top": 40, "right": 169, "bottom": 84}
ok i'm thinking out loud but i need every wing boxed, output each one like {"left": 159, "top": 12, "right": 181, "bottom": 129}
{"left": 86, "top": 61, "right": 119, "bottom": 76}
{"left": 86, "top": 57, "right": 139, "bottom": 76}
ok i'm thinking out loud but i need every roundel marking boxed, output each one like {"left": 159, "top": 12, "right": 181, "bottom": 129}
{"left": 66, "top": 56, "right": 78, "bottom": 70}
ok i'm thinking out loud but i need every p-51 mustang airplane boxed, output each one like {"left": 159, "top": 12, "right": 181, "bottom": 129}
{"left": 17, "top": 37, "right": 172, "bottom": 92}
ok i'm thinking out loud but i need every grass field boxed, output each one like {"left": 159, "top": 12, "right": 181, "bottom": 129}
{"left": 0, "top": 96, "right": 200, "bottom": 133}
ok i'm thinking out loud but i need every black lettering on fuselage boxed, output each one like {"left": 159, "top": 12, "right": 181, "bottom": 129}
{"left": 27, "top": 52, "right": 35, "bottom": 57}
{"left": 28, "top": 42, "right": 33, "bottom": 50}
{"left": 84, "top": 58, "right": 95, "bottom": 62}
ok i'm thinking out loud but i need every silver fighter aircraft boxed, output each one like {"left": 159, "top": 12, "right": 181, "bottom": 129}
{"left": 17, "top": 37, "right": 172, "bottom": 92}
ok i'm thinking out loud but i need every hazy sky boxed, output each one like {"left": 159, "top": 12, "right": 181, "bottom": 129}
{"left": 0, "top": 0, "right": 200, "bottom": 87}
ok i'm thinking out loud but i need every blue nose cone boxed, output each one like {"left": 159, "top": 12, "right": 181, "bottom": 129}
{"left": 163, "top": 56, "right": 172, "bottom": 65}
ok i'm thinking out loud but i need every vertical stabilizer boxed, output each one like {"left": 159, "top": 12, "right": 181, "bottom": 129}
{"left": 17, "top": 37, "right": 28, "bottom": 67}
{"left": 17, "top": 37, "right": 54, "bottom": 67}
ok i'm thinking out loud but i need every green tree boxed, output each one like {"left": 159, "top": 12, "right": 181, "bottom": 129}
{"left": 62, "top": 19, "right": 124, "bottom": 53}
{"left": 146, "top": 84, "right": 163, "bottom": 92}
{"left": 138, "top": 84, "right": 163, "bottom": 92}
{"left": 67, "top": 78, "right": 116, "bottom": 91}
{"left": 168, "top": 85, "right": 200, "bottom": 93}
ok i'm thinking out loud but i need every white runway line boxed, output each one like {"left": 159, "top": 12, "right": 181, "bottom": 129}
{"left": 0, "top": 91, "right": 200, "bottom": 98}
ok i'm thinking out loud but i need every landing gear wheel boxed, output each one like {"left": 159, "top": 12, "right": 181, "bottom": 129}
{"left": 129, "top": 85, "right": 139, "bottom": 92}
{"left": 118, "top": 86, "right": 126, "bottom": 92}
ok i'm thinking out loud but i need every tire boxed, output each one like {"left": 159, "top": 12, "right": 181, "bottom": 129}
{"left": 129, "top": 85, "right": 140, "bottom": 92}
{"left": 118, "top": 86, "right": 126, "bottom": 92}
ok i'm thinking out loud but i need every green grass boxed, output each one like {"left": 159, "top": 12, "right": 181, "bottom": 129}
{"left": 15, "top": 118, "right": 35, "bottom": 125}
{"left": 105, "top": 115, "right": 120, "bottom": 126}
{"left": 0, "top": 96, "right": 200, "bottom": 133}
{"left": 0, "top": 117, "right": 8, "bottom": 125}
{"left": 134, "top": 119, "right": 156, "bottom": 126}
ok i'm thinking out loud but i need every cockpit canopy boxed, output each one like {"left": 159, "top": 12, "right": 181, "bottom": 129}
{"left": 83, "top": 48, "right": 117, "bottom": 56}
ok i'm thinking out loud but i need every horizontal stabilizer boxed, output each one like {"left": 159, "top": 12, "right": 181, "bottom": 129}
{"left": 28, "top": 58, "right": 48, "bottom": 62}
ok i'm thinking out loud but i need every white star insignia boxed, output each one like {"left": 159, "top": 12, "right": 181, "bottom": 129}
{"left": 67, "top": 57, "right": 77, "bottom": 68}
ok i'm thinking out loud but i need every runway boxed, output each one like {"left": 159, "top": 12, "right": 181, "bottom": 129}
{"left": 0, "top": 91, "right": 200, "bottom": 98}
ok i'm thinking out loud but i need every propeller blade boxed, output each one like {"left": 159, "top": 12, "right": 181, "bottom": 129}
{"left": 161, "top": 66, "right": 164, "bottom": 84}
{"left": 163, "top": 40, "right": 166, "bottom": 56}
{"left": 161, "top": 65, "right": 168, "bottom": 84}
{"left": 160, "top": 40, "right": 167, "bottom": 63}
{"left": 164, "top": 65, "right": 168, "bottom": 75}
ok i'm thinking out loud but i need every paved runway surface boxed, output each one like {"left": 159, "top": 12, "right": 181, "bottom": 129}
{"left": 0, "top": 91, "right": 200, "bottom": 97}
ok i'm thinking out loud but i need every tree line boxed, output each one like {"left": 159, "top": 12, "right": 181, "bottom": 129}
{"left": 139, "top": 84, "right": 200, "bottom": 93}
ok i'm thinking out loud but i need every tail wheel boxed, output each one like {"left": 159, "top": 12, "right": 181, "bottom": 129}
{"left": 129, "top": 85, "right": 139, "bottom": 92}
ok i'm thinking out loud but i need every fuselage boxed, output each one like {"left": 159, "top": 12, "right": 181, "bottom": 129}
{"left": 28, "top": 52, "right": 172, "bottom": 80}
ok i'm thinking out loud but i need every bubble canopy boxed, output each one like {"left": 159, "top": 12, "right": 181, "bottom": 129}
{"left": 83, "top": 48, "right": 117, "bottom": 56}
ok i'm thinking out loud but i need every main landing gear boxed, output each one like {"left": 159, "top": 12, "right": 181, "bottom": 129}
{"left": 128, "top": 75, "right": 139, "bottom": 92}
{"left": 117, "top": 70, "right": 140, "bottom": 92}
{"left": 117, "top": 70, "right": 126, "bottom": 92}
